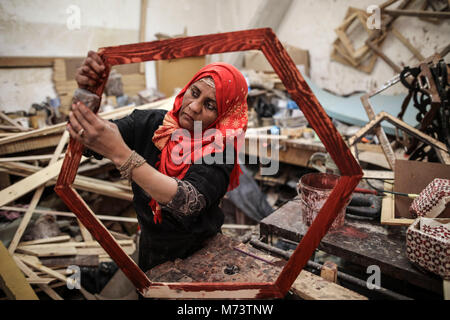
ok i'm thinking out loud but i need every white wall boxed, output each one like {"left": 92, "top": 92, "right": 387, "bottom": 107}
{"left": 0, "top": 0, "right": 141, "bottom": 113}
{"left": 278, "top": 0, "right": 450, "bottom": 95}
{"left": 0, "top": 0, "right": 141, "bottom": 57}
{"left": 1, "top": 0, "right": 449, "bottom": 113}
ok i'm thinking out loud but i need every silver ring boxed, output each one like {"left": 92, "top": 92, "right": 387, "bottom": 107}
{"left": 78, "top": 128, "right": 85, "bottom": 137}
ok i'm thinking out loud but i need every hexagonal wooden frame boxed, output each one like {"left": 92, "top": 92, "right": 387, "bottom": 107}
{"left": 55, "top": 28, "right": 362, "bottom": 299}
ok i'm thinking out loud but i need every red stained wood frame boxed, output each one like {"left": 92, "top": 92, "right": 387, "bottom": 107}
{"left": 55, "top": 28, "right": 362, "bottom": 299}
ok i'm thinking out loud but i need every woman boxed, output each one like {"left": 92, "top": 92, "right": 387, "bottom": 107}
{"left": 68, "top": 51, "right": 249, "bottom": 274}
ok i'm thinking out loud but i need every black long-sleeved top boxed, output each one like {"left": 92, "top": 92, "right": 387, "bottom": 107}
{"left": 112, "top": 109, "right": 233, "bottom": 273}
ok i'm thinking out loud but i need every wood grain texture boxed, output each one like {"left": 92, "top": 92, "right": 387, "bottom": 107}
{"left": 55, "top": 28, "right": 362, "bottom": 298}
{"left": 54, "top": 185, "right": 151, "bottom": 292}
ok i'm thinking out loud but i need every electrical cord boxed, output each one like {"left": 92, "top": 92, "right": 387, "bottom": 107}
{"left": 353, "top": 142, "right": 418, "bottom": 199}
{"left": 364, "top": 178, "right": 418, "bottom": 199}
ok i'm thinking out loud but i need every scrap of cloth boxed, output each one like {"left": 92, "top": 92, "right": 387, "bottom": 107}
{"left": 150, "top": 62, "right": 249, "bottom": 223}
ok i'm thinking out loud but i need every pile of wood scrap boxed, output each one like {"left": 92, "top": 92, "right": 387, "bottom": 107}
{"left": 53, "top": 58, "right": 147, "bottom": 116}
{"left": 0, "top": 96, "right": 173, "bottom": 300}
{"left": 331, "top": 0, "right": 449, "bottom": 74}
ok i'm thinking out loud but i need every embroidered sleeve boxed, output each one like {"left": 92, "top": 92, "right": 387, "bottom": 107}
{"left": 162, "top": 178, "right": 207, "bottom": 218}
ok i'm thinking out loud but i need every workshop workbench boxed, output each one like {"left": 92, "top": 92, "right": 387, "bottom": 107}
{"left": 242, "top": 136, "right": 326, "bottom": 168}
{"left": 145, "top": 233, "right": 367, "bottom": 300}
{"left": 259, "top": 197, "right": 444, "bottom": 296}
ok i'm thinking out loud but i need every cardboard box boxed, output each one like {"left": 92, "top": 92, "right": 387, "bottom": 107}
{"left": 156, "top": 56, "right": 206, "bottom": 98}
{"left": 244, "top": 44, "right": 310, "bottom": 77}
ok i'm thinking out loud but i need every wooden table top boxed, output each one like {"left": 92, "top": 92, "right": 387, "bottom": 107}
{"left": 259, "top": 198, "right": 443, "bottom": 295}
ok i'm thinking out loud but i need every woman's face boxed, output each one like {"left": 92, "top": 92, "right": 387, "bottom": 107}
{"left": 178, "top": 79, "right": 218, "bottom": 131}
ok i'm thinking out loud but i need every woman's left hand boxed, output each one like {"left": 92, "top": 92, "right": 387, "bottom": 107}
{"left": 67, "top": 102, "right": 132, "bottom": 166}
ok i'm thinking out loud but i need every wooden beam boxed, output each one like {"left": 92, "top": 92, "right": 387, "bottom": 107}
{"left": 0, "top": 57, "right": 55, "bottom": 68}
{"left": 139, "top": 0, "right": 148, "bottom": 74}
{"left": 320, "top": 261, "right": 338, "bottom": 283}
{"left": 348, "top": 111, "right": 450, "bottom": 165}
{"left": 0, "top": 156, "right": 87, "bottom": 208}
{"left": 0, "top": 206, "right": 138, "bottom": 223}
{"left": 18, "top": 235, "right": 71, "bottom": 247}
{"left": 0, "top": 96, "right": 173, "bottom": 154}
{"left": 8, "top": 131, "right": 70, "bottom": 254}
{"left": 12, "top": 258, "right": 62, "bottom": 300}
{"left": 380, "top": 180, "right": 415, "bottom": 226}
{"left": 0, "top": 112, "right": 28, "bottom": 132}
{"left": 291, "top": 270, "right": 367, "bottom": 300}
{"left": 391, "top": 28, "right": 425, "bottom": 61}
{"left": 366, "top": 40, "right": 402, "bottom": 73}
{"left": 444, "top": 280, "right": 450, "bottom": 300}
{"left": 0, "top": 154, "right": 64, "bottom": 163}
{"left": 359, "top": 94, "right": 396, "bottom": 170}
{"left": 0, "top": 242, "right": 38, "bottom": 300}
{"left": 362, "top": 169, "right": 394, "bottom": 180}
{"left": 16, "top": 254, "right": 67, "bottom": 283}
{"left": 383, "top": 9, "right": 450, "bottom": 19}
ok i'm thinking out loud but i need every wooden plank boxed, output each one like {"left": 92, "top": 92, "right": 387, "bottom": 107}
{"left": 16, "top": 254, "right": 67, "bottom": 283}
{"left": 0, "top": 158, "right": 69, "bottom": 207}
{"left": 292, "top": 270, "right": 367, "bottom": 300}
{"left": 320, "top": 261, "right": 338, "bottom": 283}
{"left": 0, "top": 154, "right": 63, "bottom": 163}
{"left": 444, "top": 280, "right": 450, "bottom": 300}
{"left": 391, "top": 28, "right": 424, "bottom": 61}
{"left": 360, "top": 94, "right": 396, "bottom": 170}
{"left": 16, "top": 246, "right": 78, "bottom": 257}
{"left": 77, "top": 245, "right": 135, "bottom": 256}
{"left": 0, "top": 97, "right": 173, "bottom": 156}
{"left": 0, "top": 206, "right": 138, "bottom": 223}
{"left": 349, "top": 111, "right": 450, "bottom": 165}
{"left": 0, "top": 97, "right": 171, "bottom": 147}
{"left": 363, "top": 170, "right": 394, "bottom": 180}
{"left": 0, "top": 158, "right": 131, "bottom": 201}
{"left": 380, "top": 181, "right": 415, "bottom": 226}
{"left": 366, "top": 40, "right": 402, "bottom": 73}
{"left": 12, "top": 256, "right": 62, "bottom": 300}
{"left": 358, "top": 151, "right": 391, "bottom": 169}
{"left": 18, "top": 239, "right": 133, "bottom": 250}
{"left": 0, "top": 242, "right": 38, "bottom": 300}
{"left": 18, "top": 235, "right": 71, "bottom": 246}
{"left": 25, "top": 278, "right": 55, "bottom": 284}
{"left": 16, "top": 243, "right": 135, "bottom": 257}
{"left": 139, "top": 0, "right": 148, "bottom": 74}
{"left": 40, "top": 255, "right": 99, "bottom": 268}
{"left": 0, "top": 112, "right": 28, "bottom": 131}
{"left": 0, "top": 134, "right": 63, "bottom": 155}
{"left": 0, "top": 57, "right": 55, "bottom": 68}
{"left": 8, "top": 131, "right": 69, "bottom": 254}
{"left": 384, "top": 113, "right": 450, "bottom": 165}
{"left": 383, "top": 9, "right": 450, "bottom": 19}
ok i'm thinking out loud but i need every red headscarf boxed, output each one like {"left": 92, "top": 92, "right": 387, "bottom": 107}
{"left": 149, "top": 62, "right": 249, "bottom": 223}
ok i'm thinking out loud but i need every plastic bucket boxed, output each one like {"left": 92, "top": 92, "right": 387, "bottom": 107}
{"left": 297, "top": 172, "right": 347, "bottom": 230}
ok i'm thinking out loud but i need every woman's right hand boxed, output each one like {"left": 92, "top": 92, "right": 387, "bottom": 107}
{"left": 75, "top": 50, "right": 107, "bottom": 89}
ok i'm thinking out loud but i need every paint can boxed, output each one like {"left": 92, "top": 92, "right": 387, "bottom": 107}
{"left": 297, "top": 172, "right": 347, "bottom": 230}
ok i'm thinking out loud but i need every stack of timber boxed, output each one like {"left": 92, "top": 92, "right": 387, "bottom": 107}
{"left": 0, "top": 97, "right": 173, "bottom": 300}
{"left": 53, "top": 58, "right": 147, "bottom": 116}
